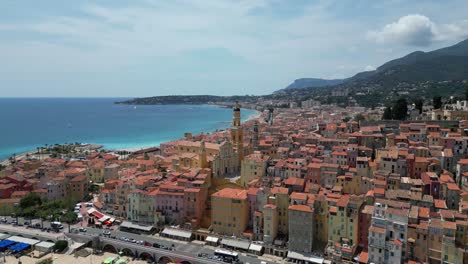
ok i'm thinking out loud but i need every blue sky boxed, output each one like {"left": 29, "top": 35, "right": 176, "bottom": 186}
{"left": 1, "top": 0, "right": 468, "bottom": 97}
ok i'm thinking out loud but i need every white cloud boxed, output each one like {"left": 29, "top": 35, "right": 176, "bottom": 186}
{"left": 367, "top": 14, "right": 468, "bottom": 46}
{"left": 364, "top": 65, "right": 376, "bottom": 71}
{"left": 367, "top": 14, "right": 435, "bottom": 46}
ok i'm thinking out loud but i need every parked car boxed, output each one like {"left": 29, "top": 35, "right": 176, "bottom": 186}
{"left": 79, "top": 227, "right": 87, "bottom": 232}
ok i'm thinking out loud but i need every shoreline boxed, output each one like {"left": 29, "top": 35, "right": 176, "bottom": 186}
{"left": 105, "top": 108, "right": 262, "bottom": 152}
{"left": 1, "top": 107, "right": 262, "bottom": 163}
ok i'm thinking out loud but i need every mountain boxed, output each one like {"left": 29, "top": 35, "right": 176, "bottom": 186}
{"left": 378, "top": 38, "right": 468, "bottom": 72}
{"left": 276, "top": 38, "right": 468, "bottom": 93}
{"left": 280, "top": 78, "right": 344, "bottom": 91}
{"left": 120, "top": 39, "right": 468, "bottom": 107}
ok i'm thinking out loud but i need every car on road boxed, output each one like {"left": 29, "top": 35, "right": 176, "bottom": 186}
{"left": 34, "top": 223, "right": 41, "bottom": 228}
{"left": 143, "top": 241, "right": 152, "bottom": 247}
{"left": 152, "top": 243, "right": 160, "bottom": 248}
{"left": 0, "top": 218, "right": 7, "bottom": 223}
{"left": 102, "top": 230, "right": 111, "bottom": 236}
{"left": 79, "top": 227, "right": 87, "bottom": 232}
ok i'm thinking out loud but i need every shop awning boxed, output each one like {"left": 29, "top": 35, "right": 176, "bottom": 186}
{"left": 0, "top": 233, "right": 10, "bottom": 240}
{"left": 98, "top": 216, "right": 110, "bottom": 222}
{"left": 35, "top": 241, "right": 55, "bottom": 253}
{"left": 221, "top": 238, "right": 250, "bottom": 250}
{"left": 8, "top": 236, "right": 40, "bottom": 246}
{"left": 249, "top": 243, "right": 263, "bottom": 252}
{"left": 9, "top": 242, "right": 30, "bottom": 252}
{"left": 120, "top": 221, "right": 153, "bottom": 232}
{"left": 0, "top": 240, "right": 16, "bottom": 250}
{"left": 205, "top": 236, "right": 219, "bottom": 243}
{"left": 287, "top": 251, "right": 324, "bottom": 264}
{"left": 161, "top": 228, "right": 192, "bottom": 239}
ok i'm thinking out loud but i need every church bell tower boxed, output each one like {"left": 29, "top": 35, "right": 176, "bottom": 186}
{"left": 231, "top": 101, "right": 244, "bottom": 163}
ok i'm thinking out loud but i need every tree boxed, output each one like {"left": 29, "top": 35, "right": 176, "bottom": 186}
{"left": 414, "top": 99, "right": 423, "bottom": 114}
{"left": 19, "top": 193, "right": 42, "bottom": 209}
{"left": 392, "top": 98, "right": 408, "bottom": 120}
{"left": 354, "top": 114, "right": 365, "bottom": 122}
{"left": 433, "top": 96, "right": 442, "bottom": 109}
{"left": 342, "top": 117, "right": 351, "bottom": 122}
{"left": 54, "top": 240, "right": 68, "bottom": 252}
{"left": 62, "top": 211, "right": 77, "bottom": 224}
{"left": 144, "top": 152, "right": 150, "bottom": 160}
{"left": 382, "top": 106, "right": 393, "bottom": 120}
{"left": 465, "top": 83, "right": 468, "bottom": 101}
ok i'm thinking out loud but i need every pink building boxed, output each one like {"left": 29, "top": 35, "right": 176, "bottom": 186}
{"left": 153, "top": 184, "right": 185, "bottom": 224}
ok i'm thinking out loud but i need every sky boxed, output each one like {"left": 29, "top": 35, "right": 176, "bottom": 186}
{"left": 1, "top": 0, "right": 468, "bottom": 97}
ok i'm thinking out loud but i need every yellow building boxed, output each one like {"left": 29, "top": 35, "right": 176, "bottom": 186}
{"left": 313, "top": 194, "right": 329, "bottom": 250}
{"left": 174, "top": 140, "right": 238, "bottom": 178}
{"left": 211, "top": 188, "right": 248, "bottom": 236}
{"left": 263, "top": 204, "right": 278, "bottom": 244}
{"left": 240, "top": 152, "right": 269, "bottom": 187}
{"left": 336, "top": 174, "right": 364, "bottom": 195}
{"left": 328, "top": 195, "right": 364, "bottom": 260}
{"left": 269, "top": 187, "right": 289, "bottom": 236}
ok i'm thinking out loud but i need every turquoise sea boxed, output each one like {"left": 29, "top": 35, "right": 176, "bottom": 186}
{"left": 0, "top": 98, "right": 257, "bottom": 160}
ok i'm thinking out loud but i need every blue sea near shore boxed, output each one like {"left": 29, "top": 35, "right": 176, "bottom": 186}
{"left": 0, "top": 98, "right": 258, "bottom": 160}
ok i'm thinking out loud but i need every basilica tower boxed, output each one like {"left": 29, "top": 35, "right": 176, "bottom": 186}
{"left": 252, "top": 120, "right": 259, "bottom": 150}
{"left": 199, "top": 139, "right": 208, "bottom": 168}
{"left": 231, "top": 101, "right": 244, "bottom": 163}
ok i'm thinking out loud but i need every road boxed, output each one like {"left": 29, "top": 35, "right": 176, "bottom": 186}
{"left": 70, "top": 232, "right": 222, "bottom": 264}
{"left": 76, "top": 227, "right": 278, "bottom": 264}
{"left": 0, "top": 217, "right": 281, "bottom": 264}
{"left": 0, "top": 224, "right": 65, "bottom": 241}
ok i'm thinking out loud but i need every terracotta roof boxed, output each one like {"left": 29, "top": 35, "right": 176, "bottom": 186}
{"left": 447, "top": 183, "right": 460, "bottom": 191}
{"left": 434, "top": 199, "right": 447, "bottom": 209}
{"left": 271, "top": 187, "right": 288, "bottom": 195}
{"left": 212, "top": 188, "right": 247, "bottom": 200}
{"left": 284, "top": 177, "right": 305, "bottom": 186}
{"left": 289, "top": 204, "right": 313, "bottom": 213}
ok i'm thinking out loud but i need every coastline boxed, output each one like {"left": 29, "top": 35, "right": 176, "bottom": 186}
{"left": 1, "top": 105, "right": 261, "bottom": 163}
{"left": 106, "top": 107, "right": 262, "bottom": 152}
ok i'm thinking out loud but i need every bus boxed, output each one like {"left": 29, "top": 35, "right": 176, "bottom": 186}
{"left": 214, "top": 249, "right": 239, "bottom": 262}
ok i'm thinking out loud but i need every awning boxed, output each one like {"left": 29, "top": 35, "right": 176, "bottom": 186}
{"left": 35, "top": 241, "right": 55, "bottom": 252}
{"left": 287, "top": 251, "right": 324, "bottom": 264}
{"left": 120, "top": 221, "right": 153, "bottom": 232}
{"left": 161, "top": 228, "right": 192, "bottom": 239}
{"left": 98, "top": 216, "right": 110, "bottom": 222}
{"left": 221, "top": 238, "right": 250, "bottom": 250}
{"left": 9, "top": 242, "right": 30, "bottom": 252}
{"left": 249, "top": 243, "right": 263, "bottom": 252}
{"left": 0, "top": 233, "right": 10, "bottom": 240}
{"left": 7, "top": 236, "right": 40, "bottom": 246}
{"left": 0, "top": 240, "right": 16, "bottom": 250}
{"left": 205, "top": 236, "right": 219, "bottom": 243}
